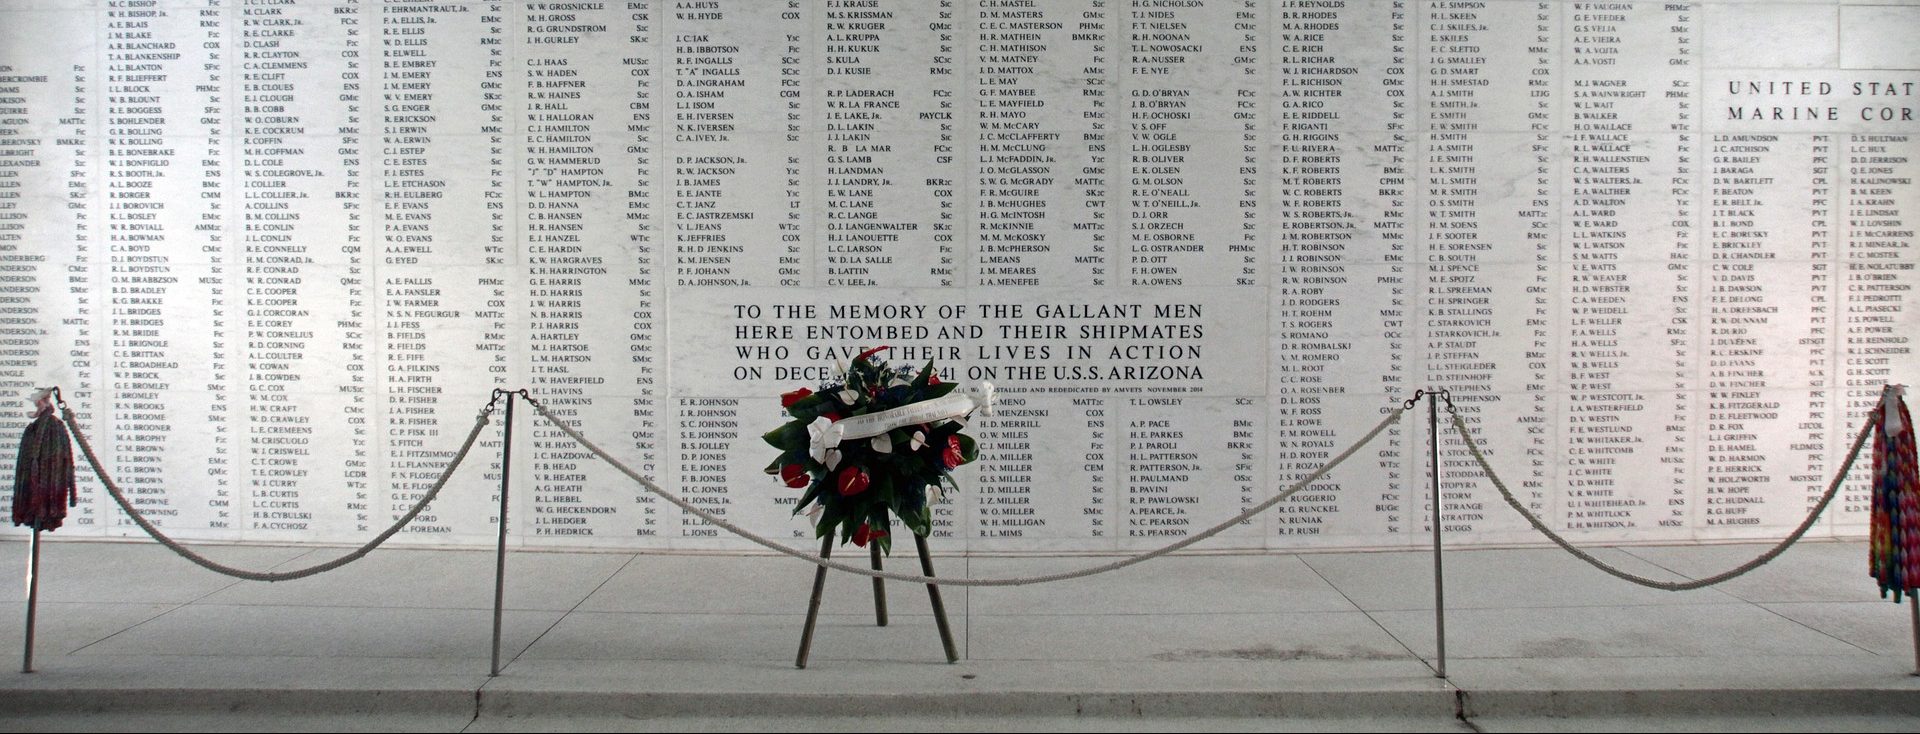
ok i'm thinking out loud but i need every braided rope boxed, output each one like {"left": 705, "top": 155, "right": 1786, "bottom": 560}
{"left": 50, "top": 378, "right": 1879, "bottom": 590}
{"left": 525, "top": 394, "right": 1406, "bottom": 586}
{"left": 60, "top": 401, "right": 497, "bottom": 582}
{"left": 1449, "top": 407, "right": 1875, "bottom": 591}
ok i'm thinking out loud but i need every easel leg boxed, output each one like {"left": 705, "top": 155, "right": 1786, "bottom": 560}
{"left": 914, "top": 534, "right": 958, "bottom": 663}
{"left": 795, "top": 534, "right": 834, "bottom": 669}
{"left": 870, "top": 543, "right": 887, "bottom": 627}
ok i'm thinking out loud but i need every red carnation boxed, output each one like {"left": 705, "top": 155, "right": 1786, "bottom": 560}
{"left": 941, "top": 435, "right": 966, "bottom": 468}
{"left": 836, "top": 466, "right": 871, "bottom": 497}
{"left": 780, "top": 387, "right": 813, "bottom": 408}
{"left": 853, "top": 522, "right": 889, "bottom": 548}
{"left": 779, "top": 463, "right": 809, "bottom": 489}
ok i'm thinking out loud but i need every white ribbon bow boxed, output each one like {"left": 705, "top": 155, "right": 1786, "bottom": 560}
{"left": 972, "top": 381, "right": 996, "bottom": 417}
{"left": 807, "top": 416, "right": 844, "bottom": 463}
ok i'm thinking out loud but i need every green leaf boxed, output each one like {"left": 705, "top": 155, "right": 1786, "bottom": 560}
{"left": 872, "top": 512, "right": 894, "bottom": 555}
{"left": 788, "top": 393, "right": 826, "bottom": 412}
{"left": 923, "top": 381, "right": 958, "bottom": 399}
{"left": 762, "top": 422, "right": 806, "bottom": 451}
{"left": 912, "top": 360, "right": 936, "bottom": 389}
{"left": 790, "top": 449, "right": 818, "bottom": 470}
{"left": 816, "top": 500, "right": 846, "bottom": 538}
{"left": 957, "top": 433, "right": 978, "bottom": 463}
{"left": 903, "top": 505, "right": 931, "bottom": 538}
{"left": 793, "top": 478, "right": 824, "bottom": 516}
{"left": 871, "top": 470, "right": 896, "bottom": 510}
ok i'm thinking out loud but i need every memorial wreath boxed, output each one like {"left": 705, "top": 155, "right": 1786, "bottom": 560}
{"left": 764, "top": 346, "right": 992, "bottom": 554}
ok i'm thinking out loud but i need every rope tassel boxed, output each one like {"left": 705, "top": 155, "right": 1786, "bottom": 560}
{"left": 11, "top": 389, "right": 76, "bottom": 532}
{"left": 1871, "top": 384, "right": 1918, "bottom": 602}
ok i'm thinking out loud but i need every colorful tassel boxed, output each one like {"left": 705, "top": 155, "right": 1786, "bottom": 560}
{"left": 1870, "top": 385, "right": 1918, "bottom": 602}
{"left": 10, "top": 390, "right": 76, "bottom": 532}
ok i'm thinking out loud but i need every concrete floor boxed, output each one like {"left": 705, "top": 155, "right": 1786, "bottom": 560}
{"left": 0, "top": 538, "right": 1915, "bottom": 731}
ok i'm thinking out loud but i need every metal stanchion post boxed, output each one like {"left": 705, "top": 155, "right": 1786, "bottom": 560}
{"left": 22, "top": 529, "right": 41, "bottom": 674}
{"left": 490, "top": 390, "right": 515, "bottom": 677}
{"left": 1428, "top": 390, "right": 1448, "bottom": 679}
{"left": 1910, "top": 595, "right": 1919, "bottom": 677}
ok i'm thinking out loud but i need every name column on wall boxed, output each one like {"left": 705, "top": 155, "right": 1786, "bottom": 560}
{"left": 235, "top": 0, "right": 379, "bottom": 539}
{"left": 1267, "top": 0, "right": 1417, "bottom": 549}
{"left": 0, "top": 1, "right": 103, "bottom": 532}
{"left": 374, "top": 2, "right": 509, "bottom": 545}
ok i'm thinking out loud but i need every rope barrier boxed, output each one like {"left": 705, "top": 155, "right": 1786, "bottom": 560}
{"left": 55, "top": 389, "right": 501, "bottom": 582}
{"left": 39, "top": 381, "right": 1885, "bottom": 592}
{"left": 523, "top": 392, "right": 1407, "bottom": 587}
{"left": 1444, "top": 393, "right": 1876, "bottom": 591}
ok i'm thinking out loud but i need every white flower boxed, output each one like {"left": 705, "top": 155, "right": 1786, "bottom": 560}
{"left": 805, "top": 503, "right": 823, "bottom": 520}
{"left": 870, "top": 434, "right": 892, "bottom": 454}
{"left": 824, "top": 448, "right": 842, "bottom": 471}
{"left": 909, "top": 430, "right": 926, "bottom": 451}
{"left": 927, "top": 484, "right": 944, "bottom": 505}
{"left": 837, "top": 388, "right": 859, "bottom": 405}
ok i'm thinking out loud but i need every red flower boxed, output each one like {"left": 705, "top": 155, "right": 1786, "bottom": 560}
{"left": 853, "top": 522, "right": 889, "bottom": 547}
{"left": 941, "top": 435, "right": 967, "bottom": 468}
{"left": 779, "top": 463, "right": 809, "bottom": 489}
{"left": 927, "top": 371, "right": 941, "bottom": 385}
{"left": 820, "top": 411, "right": 841, "bottom": 423}
{"left": 836, "top": 466, "right": 871, "bottom": 497}
{"left": 780, "top": 387, "right": 813, "bottom": 408}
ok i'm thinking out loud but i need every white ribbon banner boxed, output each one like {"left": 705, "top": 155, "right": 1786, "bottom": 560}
{"left": 808, "top": 384, "right": 994, "bottom": 460}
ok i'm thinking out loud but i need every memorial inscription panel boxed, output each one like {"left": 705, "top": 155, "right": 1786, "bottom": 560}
{"left": 0, "top": 0, "right": 1914, "bottom": 554}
